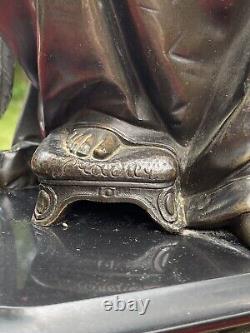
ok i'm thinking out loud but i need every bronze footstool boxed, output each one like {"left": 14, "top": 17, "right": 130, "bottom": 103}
{"left": 31, "top": 125, "right": 186, "bottom": 233}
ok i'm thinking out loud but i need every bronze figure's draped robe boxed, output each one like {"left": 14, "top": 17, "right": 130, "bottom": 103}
{"left": 0, "top": 0, "right": 249, "bottom": 246}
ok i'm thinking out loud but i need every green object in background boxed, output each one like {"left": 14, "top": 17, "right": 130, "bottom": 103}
{"left": 0, "top": 66, "right": 28, "bottom": 150}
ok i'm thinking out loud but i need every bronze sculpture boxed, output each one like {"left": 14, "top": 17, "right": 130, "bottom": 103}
{"left": 0, "top": 0, "right": 249, "bottom": 247}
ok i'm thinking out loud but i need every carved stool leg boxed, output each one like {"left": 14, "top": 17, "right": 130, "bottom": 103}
{"left": 32, "top": 185, "right": 69, "bottom": 226}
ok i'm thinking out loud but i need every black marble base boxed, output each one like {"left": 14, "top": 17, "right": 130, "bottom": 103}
{"left": 0, "top": 189, "right": 250, "bottom": 332}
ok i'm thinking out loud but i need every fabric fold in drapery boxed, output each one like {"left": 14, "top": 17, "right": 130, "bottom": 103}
{"left": 0, "top": 0, "right": 249, "bottom": 204}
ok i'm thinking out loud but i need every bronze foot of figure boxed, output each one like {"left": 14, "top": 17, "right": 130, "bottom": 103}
{"left": 31, "top": 123, "right": 185, "bottom": 233}
{"left": 67, "top": 128, "right": 120, "bottom": 160}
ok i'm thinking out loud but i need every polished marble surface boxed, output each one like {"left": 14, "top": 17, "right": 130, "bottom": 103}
{"left": 0, "top": 189, "right": 249, "bottom": 307}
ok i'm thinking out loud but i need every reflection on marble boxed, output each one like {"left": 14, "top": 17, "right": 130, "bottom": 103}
{"left": 0, "top": 189, "right": 249, "bottom": 306}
